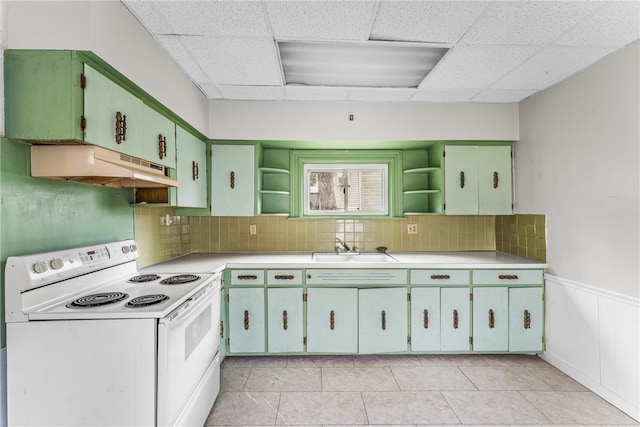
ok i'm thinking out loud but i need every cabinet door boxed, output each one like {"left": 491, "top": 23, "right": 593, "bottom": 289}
{"left": 267, "top": 288, "right": 304, "bottom": 353}
{"left": 306, "top": 288, "right": 358, "bottom": 353}
{"left": 211, "top": 145, "right": 255, "bottom": 216}
{"left": 142, "top": 106, "right": 177, "bottom": 169}
{"left": 228, "top": 288, "right": 265, "bottom": 353}
{"left": 440, "top": 288, "right": 470, "bottom": 351}
{"left": 410, "top": 288, "right": 441, "bottom": 351}
{"left": 478, "top": 146, "right": 512, "bottom": 214}
{"left": 358, "top": 288, "right": 408, "bottom": 354}
{"left": 509, "top": 287, "right": 544, "bottom": 352}
{"left": 444, "top": 146, "right": 479, "bottom": 214}
{"left": 473, "top": 287, "right": 509, "bottom": 352}
{"left": 220, "top": 287, "right": 226, "bottom": 361}
{"left": 176, "top": 126, "right": 207, "bottom": 208}
{"left": 84, "top": 64, "right": 144, "bottom": 156}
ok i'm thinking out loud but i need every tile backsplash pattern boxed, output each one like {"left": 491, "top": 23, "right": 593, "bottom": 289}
{"left": 135, "top": 207, "right": 191, "bottom": 267}
{"left": 495, "top": 214, "right": 547, "bottom": 262}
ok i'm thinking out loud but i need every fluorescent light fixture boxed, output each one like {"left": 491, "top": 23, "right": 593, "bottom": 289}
{"left": 278, "top": 40, "right": 449, "bottom": 88}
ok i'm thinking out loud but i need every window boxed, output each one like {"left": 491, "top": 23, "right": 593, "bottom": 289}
{"left": 304, "top": 164, "right": 388, "bottom": 215}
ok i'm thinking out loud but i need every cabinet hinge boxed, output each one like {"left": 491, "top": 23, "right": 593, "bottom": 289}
{"left": 80, "top": 116, "right": 86, "bottom": 131}
{"left": 407, "top": 336, "right": 411, "bottom": 345}
{"left": 80, "top": 73, "right": 86, "bottom": 89}
{"left": 469, "top": 336, "right": 473, "bottom": 345}
{"left": 303, "top": 293, "right": 308, "bottom": 302}
{"left": 443, "top": 150, "right": 446, "bottom": 158}
{"left": 303, "top": 337, "right": 307, "bottom": 346}
{"left": 542, "top": 335, "right": 545, "bottom": 345}
{"left": 469, "top": 293, "right": 473, "bottom": 301}
{"left": 220, "top": 321, "right": 224, "bottom": 338}
{"left": 225, "top": 294, "right": 229, "bottom": 303}
{"left": 407, "top": 293, "right": 411, "bottom": 302}
{"left": 226, "top": 338, "right": 230, "bottom": 346}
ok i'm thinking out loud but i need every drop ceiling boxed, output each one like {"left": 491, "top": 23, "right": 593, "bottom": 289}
{"left": 122, "top": 0, "right": 640, "bottom": 103}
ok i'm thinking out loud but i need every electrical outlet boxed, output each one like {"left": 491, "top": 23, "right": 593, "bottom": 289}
{"left": 249, "top": 224, "right": 257, "bottom": 235}
{"left": 407, "top": 224, "right": 418, "bottom": 234}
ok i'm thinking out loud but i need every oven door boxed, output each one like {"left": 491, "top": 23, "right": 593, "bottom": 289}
{"left": 157, "top": 279, "right": 221, "bottom": 427}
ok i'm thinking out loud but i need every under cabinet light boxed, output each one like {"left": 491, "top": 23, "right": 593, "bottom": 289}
{"left": 278, "top": 40, "right": 449, "bottom": 88}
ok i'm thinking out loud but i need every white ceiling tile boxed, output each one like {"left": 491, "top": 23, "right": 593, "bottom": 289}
{"left": 492, "top": 46, "right": 618, "bottom": 90}
{"left": 181, "top": 37, "right": 283, "bottom": 86}
{"left": 122, "top": 1, "right": 172, "bottom": 34}
{"left": 147, "top": 1, "right": 270, "bottom": 36}
{"left": 347, "top": 88, "right": 416, "bottom": 102}
{"left": 554, "top": 2, "right": 640, "bottom": 47}
{"left": 156, "top": 36, "right": 210, "bottom": 84}
{"left": 461, "top": 1, "right": 602, "bottom": 46}
{"left": 285, "top": 85, "right": 350, "bottom": 101}
{"left": 420, "top": 46, "right": 540, "bottom": 89}
{"left": 198, "top": 83, "right": 224, "bottom": 99}
{"left": 217, "top": 85, "right": 285, "bottom": 101}
{"left": 412, "top": 88, "right": 482, "bottom": 103}
{"left": 266, "top": 1, "right": 376, "bottom": 41}
{"left": 370, "top": 1, "right": 487, "bottom": 44}
{"left": 472, "top": 89, "right": 537, "bottom": 103}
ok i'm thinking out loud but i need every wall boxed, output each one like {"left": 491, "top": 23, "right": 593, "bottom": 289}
{"left": 210, "top": 100, "right": 519, "bottom": 141}
{"left": 5, "top": 0, "right": 209, "bottom": 134}
{"left": 517, "top": 42, "right": 640, "bottom": 420}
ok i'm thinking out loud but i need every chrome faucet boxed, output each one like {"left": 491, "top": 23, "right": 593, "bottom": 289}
{"left": 335, "top": 237, "right": 351, "bottom": 253}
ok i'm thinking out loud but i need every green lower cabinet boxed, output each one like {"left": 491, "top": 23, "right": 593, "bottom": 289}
{"left": 440, "top": 288, "right": 470, "bottom": 351}
{"left": 509, "top": 288, "right": 544, "bottom": 352}
{"left": 219, "top": 287, "right": 226, "bottom": 361}
{"left": 306, "top": 288, "right": 358, "bottom": 353}
{"left": 410, "top": 288, "right": 441, "bottom": 351}
{"left": 267, "top": 288, "right": 304, "bottom": 353}
{"left": 358, "top": 288, "right": 408, "bottom": 354}
{"left": 228, "top": 288, "right": 265, "bottom": 353}
{"left": 472, "top": 287, "right": 509, "bottom": 352}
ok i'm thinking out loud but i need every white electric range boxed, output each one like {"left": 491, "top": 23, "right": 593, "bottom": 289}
{"left": 4, "top": 240, "right": 221, "bottom": 427}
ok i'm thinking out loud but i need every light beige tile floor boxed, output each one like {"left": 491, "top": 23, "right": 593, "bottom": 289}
{"left": 205, "top": 354, "right": 639, "bottom": 426}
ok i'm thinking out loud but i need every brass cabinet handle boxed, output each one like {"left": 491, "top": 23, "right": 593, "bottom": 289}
{"left": 430, "top": 274, "right": 451, "bottom": 280}
{"left": 488, "top": 309, "right": 495, "bottom": 329}
{"left": 423, "top": 309, "right": 429, "bottom": 329}
{"left": 115, "top": 111, "right": 127, "bottom": 144}
{"left": 274, "top": 275, "right": 294, "bottom": 280}
{"left": 381, "top": 310, "right": 387, "bottom": 331}
{"left": 329, "top": 310, "right": 335, "bottom": 330}
{"left": 192, "top": 161, "right": 199, "bottom": 181}
{"left": 283, "top": 310, "right": 288, "bottom": 331}
{"left": 524, "top": 310, "right": 531, "bottom": 329}
{"left": 237, "top": 275, "right": 258, "bottom": 280}
{"left": 453, "top": 309, "right": 459, "bottom": 329}
{"left": 493, "top": 171, "right": 499, "bottom": 189}
{"left": 230, "top": 171, "right": 235, "bottom": 189}
{"left": 460, "top": 171, "right": 465, "bottom": 188}
{"left": 243, "top": 310, "right": 250, "bottom": 330}
{"left": 220, "top": 320, "right": 224, "bottom": 338}
{"left": 498, "top": 274, "right": 519, "bottom": 280}
{"left": 158, "top": 134, "right": 167, "bottom": 159}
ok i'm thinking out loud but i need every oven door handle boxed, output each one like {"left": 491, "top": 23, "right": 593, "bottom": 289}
{"left": 160, "top": 284, "right": 218, "bottom": 327}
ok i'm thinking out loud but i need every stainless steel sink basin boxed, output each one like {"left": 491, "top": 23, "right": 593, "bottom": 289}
{"left": 311, "top": 252, "right": 398, "bottom": 263}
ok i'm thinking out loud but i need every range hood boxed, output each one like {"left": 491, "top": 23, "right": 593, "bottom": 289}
{"left": 31, "top": 145, "right": 179, "bottom": 188}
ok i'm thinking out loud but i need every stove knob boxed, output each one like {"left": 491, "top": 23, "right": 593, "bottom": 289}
{"left": 33, "top": 261, "right": 49, "bottom": 274}
{"left": 121, "top": 246, "right": 130, "bottom": 254}
{"left": 50, "top": 258, "right": 64, "bottom": 270}
{"left": 129, "top": 244, "right": 137, "bottom": 253}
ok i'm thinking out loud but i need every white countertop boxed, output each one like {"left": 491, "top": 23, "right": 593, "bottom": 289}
{"left": 141, "top": 251, "right": 547, "bottom": 274}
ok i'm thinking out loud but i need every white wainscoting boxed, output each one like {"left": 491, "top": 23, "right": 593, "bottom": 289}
{"left": 542, "top": 273, "right": 639, "bottom": 421}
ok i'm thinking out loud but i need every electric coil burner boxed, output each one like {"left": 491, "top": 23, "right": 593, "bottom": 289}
{"left": 125, "top": 294, "right": 170, "bottom": 308}
{"left": 160, "top": 274, "right": 200, "bottom": 285}
{"left": 66, "top": 292, "right": 129, "bottom": 308}
{"left": 128, "top": 274, "right": 161, "bottom": 283}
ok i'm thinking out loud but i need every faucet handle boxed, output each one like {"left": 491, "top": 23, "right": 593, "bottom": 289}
{"left": 376, "top": 246, "right": 388, "bottom": 253}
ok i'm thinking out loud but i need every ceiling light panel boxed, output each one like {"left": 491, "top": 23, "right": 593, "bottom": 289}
{"left": 370, "top": 1, "right": 487, "bottom": 44}
{"left": 554, "top": 2, "right": 640, "bottom": 47}
{"left": 182, "top": 37, "right": 282, "bottom": 86}
{"left": 279, "top": 41, "right": 448, "bottom": 88}
{"left": 266, "top": 1, "right": 376, "bottom": 41}
{"left": 492, "top": 46, "right": 618, "bottom": 90}
{"left": 460, "top": 1, "right": 601, "bottom": 46}
{"left": 420, "top": 46, "right": 539, "bottom": 89}
{"left": 145, "top": 1, "right": 270, "bottom": 36}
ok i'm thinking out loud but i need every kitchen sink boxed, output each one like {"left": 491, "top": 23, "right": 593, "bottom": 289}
{"left": 311, "top": 252, "right": 399, "bottom": 263}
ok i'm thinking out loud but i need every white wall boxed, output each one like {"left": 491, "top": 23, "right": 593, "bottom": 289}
{"left": 517, "top": 41, "right": 639, "bottom": 298}
{"left": 5, "top": 0, "right": 209, "bottom": 134}
{"left": 209, "top": 100, "right": 519, "bottom": 141}
{"left": 517, "top": 42, "right": 640, "bottom": 421}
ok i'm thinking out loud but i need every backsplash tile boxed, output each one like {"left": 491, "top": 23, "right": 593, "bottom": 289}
{"left": 495, "top": 214, "right": 547, "bottom": 262}
{"left": 135, "top": 207, "right": 191, "bottom": 267}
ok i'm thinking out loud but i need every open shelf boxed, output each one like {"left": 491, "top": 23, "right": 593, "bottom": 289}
{"left": 258, "top": 149, "right": 291, "bottom": 216}
{"left": 401, "top": 147, "right": 443, "bottom": 215}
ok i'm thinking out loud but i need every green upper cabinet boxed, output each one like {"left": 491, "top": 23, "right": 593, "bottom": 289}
{"left": 175, "top": 126, "right": 207, "bottom": 208}
{"left": 141, "top": 105, "right": 177, "bottom": 169}
{"left": 444, "top": 145, "right": 513, "bottom": 215}
{"left": 211, "top": 144, "right": 255, "bottom": 216}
